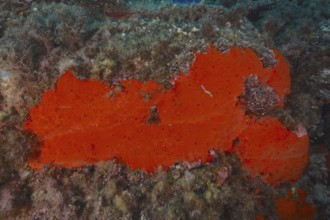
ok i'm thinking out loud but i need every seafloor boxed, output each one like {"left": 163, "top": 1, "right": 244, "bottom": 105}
{"left": 0, "top": 0, "right": 329, "bottom": 219}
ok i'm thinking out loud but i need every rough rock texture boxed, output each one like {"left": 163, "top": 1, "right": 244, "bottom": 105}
{"left": 0, "top": 152, "right": 277, "bottom": 219}
{"left": 239, "top": 75, "right": 279, "bottom": 116}
{"left": 0, "top": 0, "right": 328, "bottom": 219}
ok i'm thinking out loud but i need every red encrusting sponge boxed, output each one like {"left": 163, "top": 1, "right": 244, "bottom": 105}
{"left": 276, "top": 189, "right": 316, "bottom": 220}
{"left": 24, "top": 45, "right": 309, "bottom": 185}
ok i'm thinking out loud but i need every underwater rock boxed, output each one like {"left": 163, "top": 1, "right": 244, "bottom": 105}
{"left": 24, "top": 45, "right": 308, "bottom": 185}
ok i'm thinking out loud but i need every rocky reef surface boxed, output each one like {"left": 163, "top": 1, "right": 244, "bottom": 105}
{"left": 0, "top": 0, "right": 328, "bottom": 219}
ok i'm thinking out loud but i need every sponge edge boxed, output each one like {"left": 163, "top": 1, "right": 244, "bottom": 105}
{"left": 276, "top": 189, "right": 316, "bottom": 220}
{"left": 235, "top": 116, "right": 309, "bottom": 185}
{"left": 24, "top": 45, "right": 309, "bottom": 185}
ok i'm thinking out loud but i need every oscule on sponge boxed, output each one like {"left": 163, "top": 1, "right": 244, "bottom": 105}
{"left": 24, "top": 45, "right": 309, "bottom": 185}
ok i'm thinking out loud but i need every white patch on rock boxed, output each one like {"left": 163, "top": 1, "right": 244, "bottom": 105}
{"left": 293, "top": 122, "right": 308, "bottom": 137}
{"left": 0, "top": 188, "right": 13, "bottom": 213}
